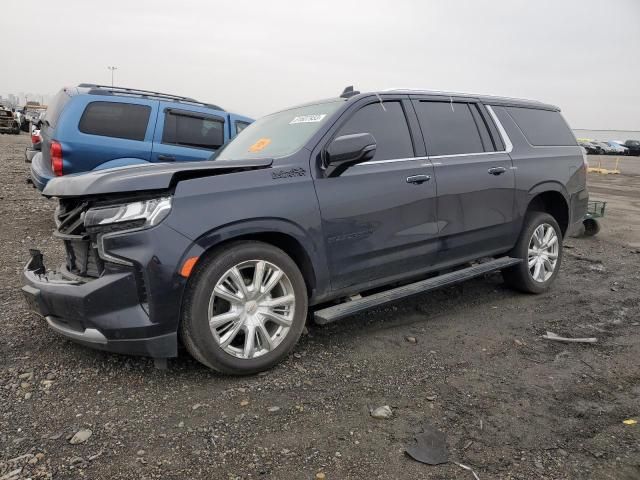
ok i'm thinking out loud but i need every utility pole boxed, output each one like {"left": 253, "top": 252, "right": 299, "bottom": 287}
{"left": 107, "top": 66, "right": 118, "bottom": 87}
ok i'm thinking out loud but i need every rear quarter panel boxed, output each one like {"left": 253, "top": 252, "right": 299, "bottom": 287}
{"left": 490, "top": 105, "right": 587, "bottom": 230}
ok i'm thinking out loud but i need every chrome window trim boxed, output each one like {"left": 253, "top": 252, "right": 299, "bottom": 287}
{"left": 362, "top": 156, "right": 429, "bottom": 165}
{"left": 353, "top": 106, "right": 515, "bottom": 166}
{"left": 429, "top": 151, "right": 505, "bottom": 160}
{"left": 486, "top": 105, "right": 514, "bottom": 153}
{"left": 356, "top": 150, "right": 510, "bottom": 166}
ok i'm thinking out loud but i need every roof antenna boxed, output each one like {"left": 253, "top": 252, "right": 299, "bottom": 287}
{"left": 375, "top": 93, "right": 386, "bottom": 111}
{"left": 340, "top": 85, "right": 360, "bottom": 99}
{"left": 450, "top": 96, "right": 455, "bottom": 112}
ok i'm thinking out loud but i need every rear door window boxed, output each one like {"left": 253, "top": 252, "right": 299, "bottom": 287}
{"left": 336, "top": 101, "right": 414, "bottom": 161}
{"left": 163, "top": 111, "right": 224, "bottom": 150}
{"left": 415, "top": 101, "right": 486, "bottom": 156}
{"left": 79, "top": 101, "right": 150, "bottom": 141}
{"left": 505, "top": 107, "right": 576, "bottom": 146}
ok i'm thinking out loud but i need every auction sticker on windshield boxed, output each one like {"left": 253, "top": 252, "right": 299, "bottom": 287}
{"left": 248, "top": 138, "right": 271, "bottom": 152}
{"left": 290, "top": 114, "right": 327, "bottom": 124}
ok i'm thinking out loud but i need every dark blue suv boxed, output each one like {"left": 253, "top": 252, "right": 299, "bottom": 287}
{"left": 30, "top": 84, "right": 253, "bottom": 190}
{"left": 23, "top": 88, "right": 588, "bottom": 375}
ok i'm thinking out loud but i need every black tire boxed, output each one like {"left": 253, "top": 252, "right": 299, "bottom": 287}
{"left": 180, "top": 241, "right": 308, "bottom": 375}
{"left": 502, "top": 212, "right": 563, "bottom": 294}
{"left": 583, "top": 218, "right": 600, "bottom": 237}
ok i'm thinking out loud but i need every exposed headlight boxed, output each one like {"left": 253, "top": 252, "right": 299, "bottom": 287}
{"left": 84, "top": 197, "right": 172, "bottom": 229}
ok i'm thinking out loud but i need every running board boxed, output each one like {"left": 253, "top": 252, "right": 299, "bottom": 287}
{"left": 313, "top": 256, "right": 521, "bottom": 325}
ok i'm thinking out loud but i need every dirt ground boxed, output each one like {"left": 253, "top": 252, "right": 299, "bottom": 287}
{"left": 1, "top": 135, "right": 638, "bottom": 480}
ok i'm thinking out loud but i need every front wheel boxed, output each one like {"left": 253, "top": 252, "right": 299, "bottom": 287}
{"left": 180, "top": 241, "right": 308, "bottom": 375}
{"left": 503, "top": 212, "right": 563, "bottom": 294}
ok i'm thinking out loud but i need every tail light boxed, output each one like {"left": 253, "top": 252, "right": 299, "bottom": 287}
{"left": 31, "top": 131, "right": 40, "bottom": 145}
{"left": 50, "top": 141, "right": 63, "bottom": 176}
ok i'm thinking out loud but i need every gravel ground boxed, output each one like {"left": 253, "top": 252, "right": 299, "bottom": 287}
{"left": 1, "top": 133, "right": 639, "bottom": 479}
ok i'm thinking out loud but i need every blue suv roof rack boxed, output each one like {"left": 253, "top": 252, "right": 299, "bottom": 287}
{"left": 77, "top": 83, "right": 225, "bottom": 111}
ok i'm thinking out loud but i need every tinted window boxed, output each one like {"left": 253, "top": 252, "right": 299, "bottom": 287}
{"left": 0, "top": 110, "right": 12, "bottom": 118}
{"left": 469, "top": 104, "right": 496, "bottom": 152}
{"left": 163, "top": 112, "right": 224, "bottom": 149}
{"left": 79, "top": 102, "right": 150, "bottom": 141}
{"left": 44, "top": 89, "right": 71, "bottom": 129}
{"left": 336, "top": 101, "right": 413, "bottom": 161}
{"left": 235, "top": 121, "right": 250, "bottom": 135}
{"left": 415, "top": 101, "right": 485, "bottom": 156}
{"left": 505, "top": 107, "right": 576, "bottom": 146}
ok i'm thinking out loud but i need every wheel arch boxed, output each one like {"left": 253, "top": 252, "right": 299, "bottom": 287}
{"left": 525, "top": 184, "right": 570, "bottom": 236}
{"left": 183, "top": 219, "right": 326, "bottom": 300}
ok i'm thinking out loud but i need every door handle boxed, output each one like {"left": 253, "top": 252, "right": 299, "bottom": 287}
{"left": 406, "top": 174, "right": 431, "bottom": 185}
{"left": 488, "top": 167, "right": 507, "bottom": 176}
{"left": 158, "top": 155, "right": 175, "bottom": 162}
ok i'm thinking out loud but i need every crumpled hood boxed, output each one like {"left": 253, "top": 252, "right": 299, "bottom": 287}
{"left": 42, "top": 159, "right": 273, "bottom": 198}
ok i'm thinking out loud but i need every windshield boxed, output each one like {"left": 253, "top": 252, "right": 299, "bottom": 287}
{"left": 214, "top": 100, "right": 344, "bottom": 161}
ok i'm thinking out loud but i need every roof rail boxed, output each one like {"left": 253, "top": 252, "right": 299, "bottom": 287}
{"left": 77, "top": 84, "right": 224, "bottom": 111}
{"left": 381, "top": 88, "right": 544, "bottom": 104}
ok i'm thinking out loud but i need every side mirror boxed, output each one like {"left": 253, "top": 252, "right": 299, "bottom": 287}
{"left": 323, "top": 133, "right": 376, "bottom": 177}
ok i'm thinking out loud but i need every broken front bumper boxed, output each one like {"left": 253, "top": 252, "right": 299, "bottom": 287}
{"left": 21, "top": 249, "right": 177, "bottom": 358}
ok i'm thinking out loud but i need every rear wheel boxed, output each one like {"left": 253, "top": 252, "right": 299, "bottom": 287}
{"left": 503, "top": 212, "right": 563, "bottom": 293}
{"left": 180, "top": 241, "right": 308, "bottom": 375}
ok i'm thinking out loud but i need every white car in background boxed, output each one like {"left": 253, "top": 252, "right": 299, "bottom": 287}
{"left": 607, "top": 141, "right": 629, "bottom": 155}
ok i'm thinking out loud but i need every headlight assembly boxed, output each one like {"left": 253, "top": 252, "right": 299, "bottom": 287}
{"left": 84, "top": 197, "right": 172, "bottom": 229}
{"left": 83, "top": 197, "right": 173, "bottom": 267}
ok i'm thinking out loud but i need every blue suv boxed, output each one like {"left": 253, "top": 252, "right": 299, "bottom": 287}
{"left": 30, "top": 84, "right": 253, "bottom": 191}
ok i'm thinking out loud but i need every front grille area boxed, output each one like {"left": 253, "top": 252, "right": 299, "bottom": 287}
{"left": 54, "top": 198, "right": 148, "bottom": 307}
{"left": 56, "top": 199, "right": 104, "bottom": 278}
{"left": 64, "top": 238, "right": 104, "bottom": 277}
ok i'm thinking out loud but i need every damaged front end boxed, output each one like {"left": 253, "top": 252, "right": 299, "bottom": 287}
{"left": 22, "top": 193, "right": 193, "bottom": 358}
{"left": 22, "top": 158, "right": 273, "bottom": 358}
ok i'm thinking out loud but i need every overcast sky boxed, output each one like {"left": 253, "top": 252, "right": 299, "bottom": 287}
{"left": 3, "top": 0, "right": 639, "bottom": 130}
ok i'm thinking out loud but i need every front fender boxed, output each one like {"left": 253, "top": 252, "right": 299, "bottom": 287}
{"left": 174, "top": 218, "right": 330, "bottom": 302}
{"left": 92, "top": 158, "right": 151, "bottom": 171}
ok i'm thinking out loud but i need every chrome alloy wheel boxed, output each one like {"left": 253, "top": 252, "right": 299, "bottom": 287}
{"left": 207, "top": 260, "right": 295, "bottom": 360}
{"left": 528, "top": 223, "right": 559, "bottom": 283}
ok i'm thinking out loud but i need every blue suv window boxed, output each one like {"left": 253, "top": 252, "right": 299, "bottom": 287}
{"left": 163, "top": 111, "right": 224, "bottom": 150}
{"left": 79, "top": 101, "right": 150, "bottom": 141}
{"left": 235, "top": 121, "right": 250, "bottom": 136}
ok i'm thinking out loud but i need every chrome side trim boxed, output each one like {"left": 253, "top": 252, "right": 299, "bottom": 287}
{"left": 486, "top": 105, "right": 513, "bottom": 153}
{"left": 429, "top": 151, "right": 505, "bottom": 160}
{"left": 357, "top": 156, "right": 429, "bottom": 166}
{"left": 46, "top": 316, "right": 108, "bottom": 345}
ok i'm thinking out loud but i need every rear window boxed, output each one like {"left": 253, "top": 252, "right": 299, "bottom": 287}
{"left": 162, "top": 111, "right": 224, "bottom": 150}
{"left": 44, "top": 89, "right": 71, "bottom": 129}
{"left": 415, "top": 101, "right": 487, "bottom": 156}
{"left": 505, "top": 107, "right": 576, "bottom": 146}
{"left": 0, "top": 110, "right": 12, "bottom": 118}
{"left": 79, "top": 102, "right": 150, "bottom": 141}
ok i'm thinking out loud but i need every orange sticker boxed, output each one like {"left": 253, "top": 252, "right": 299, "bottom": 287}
{"left": 248, "top": 138, "right": 271, "bottom": 152}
